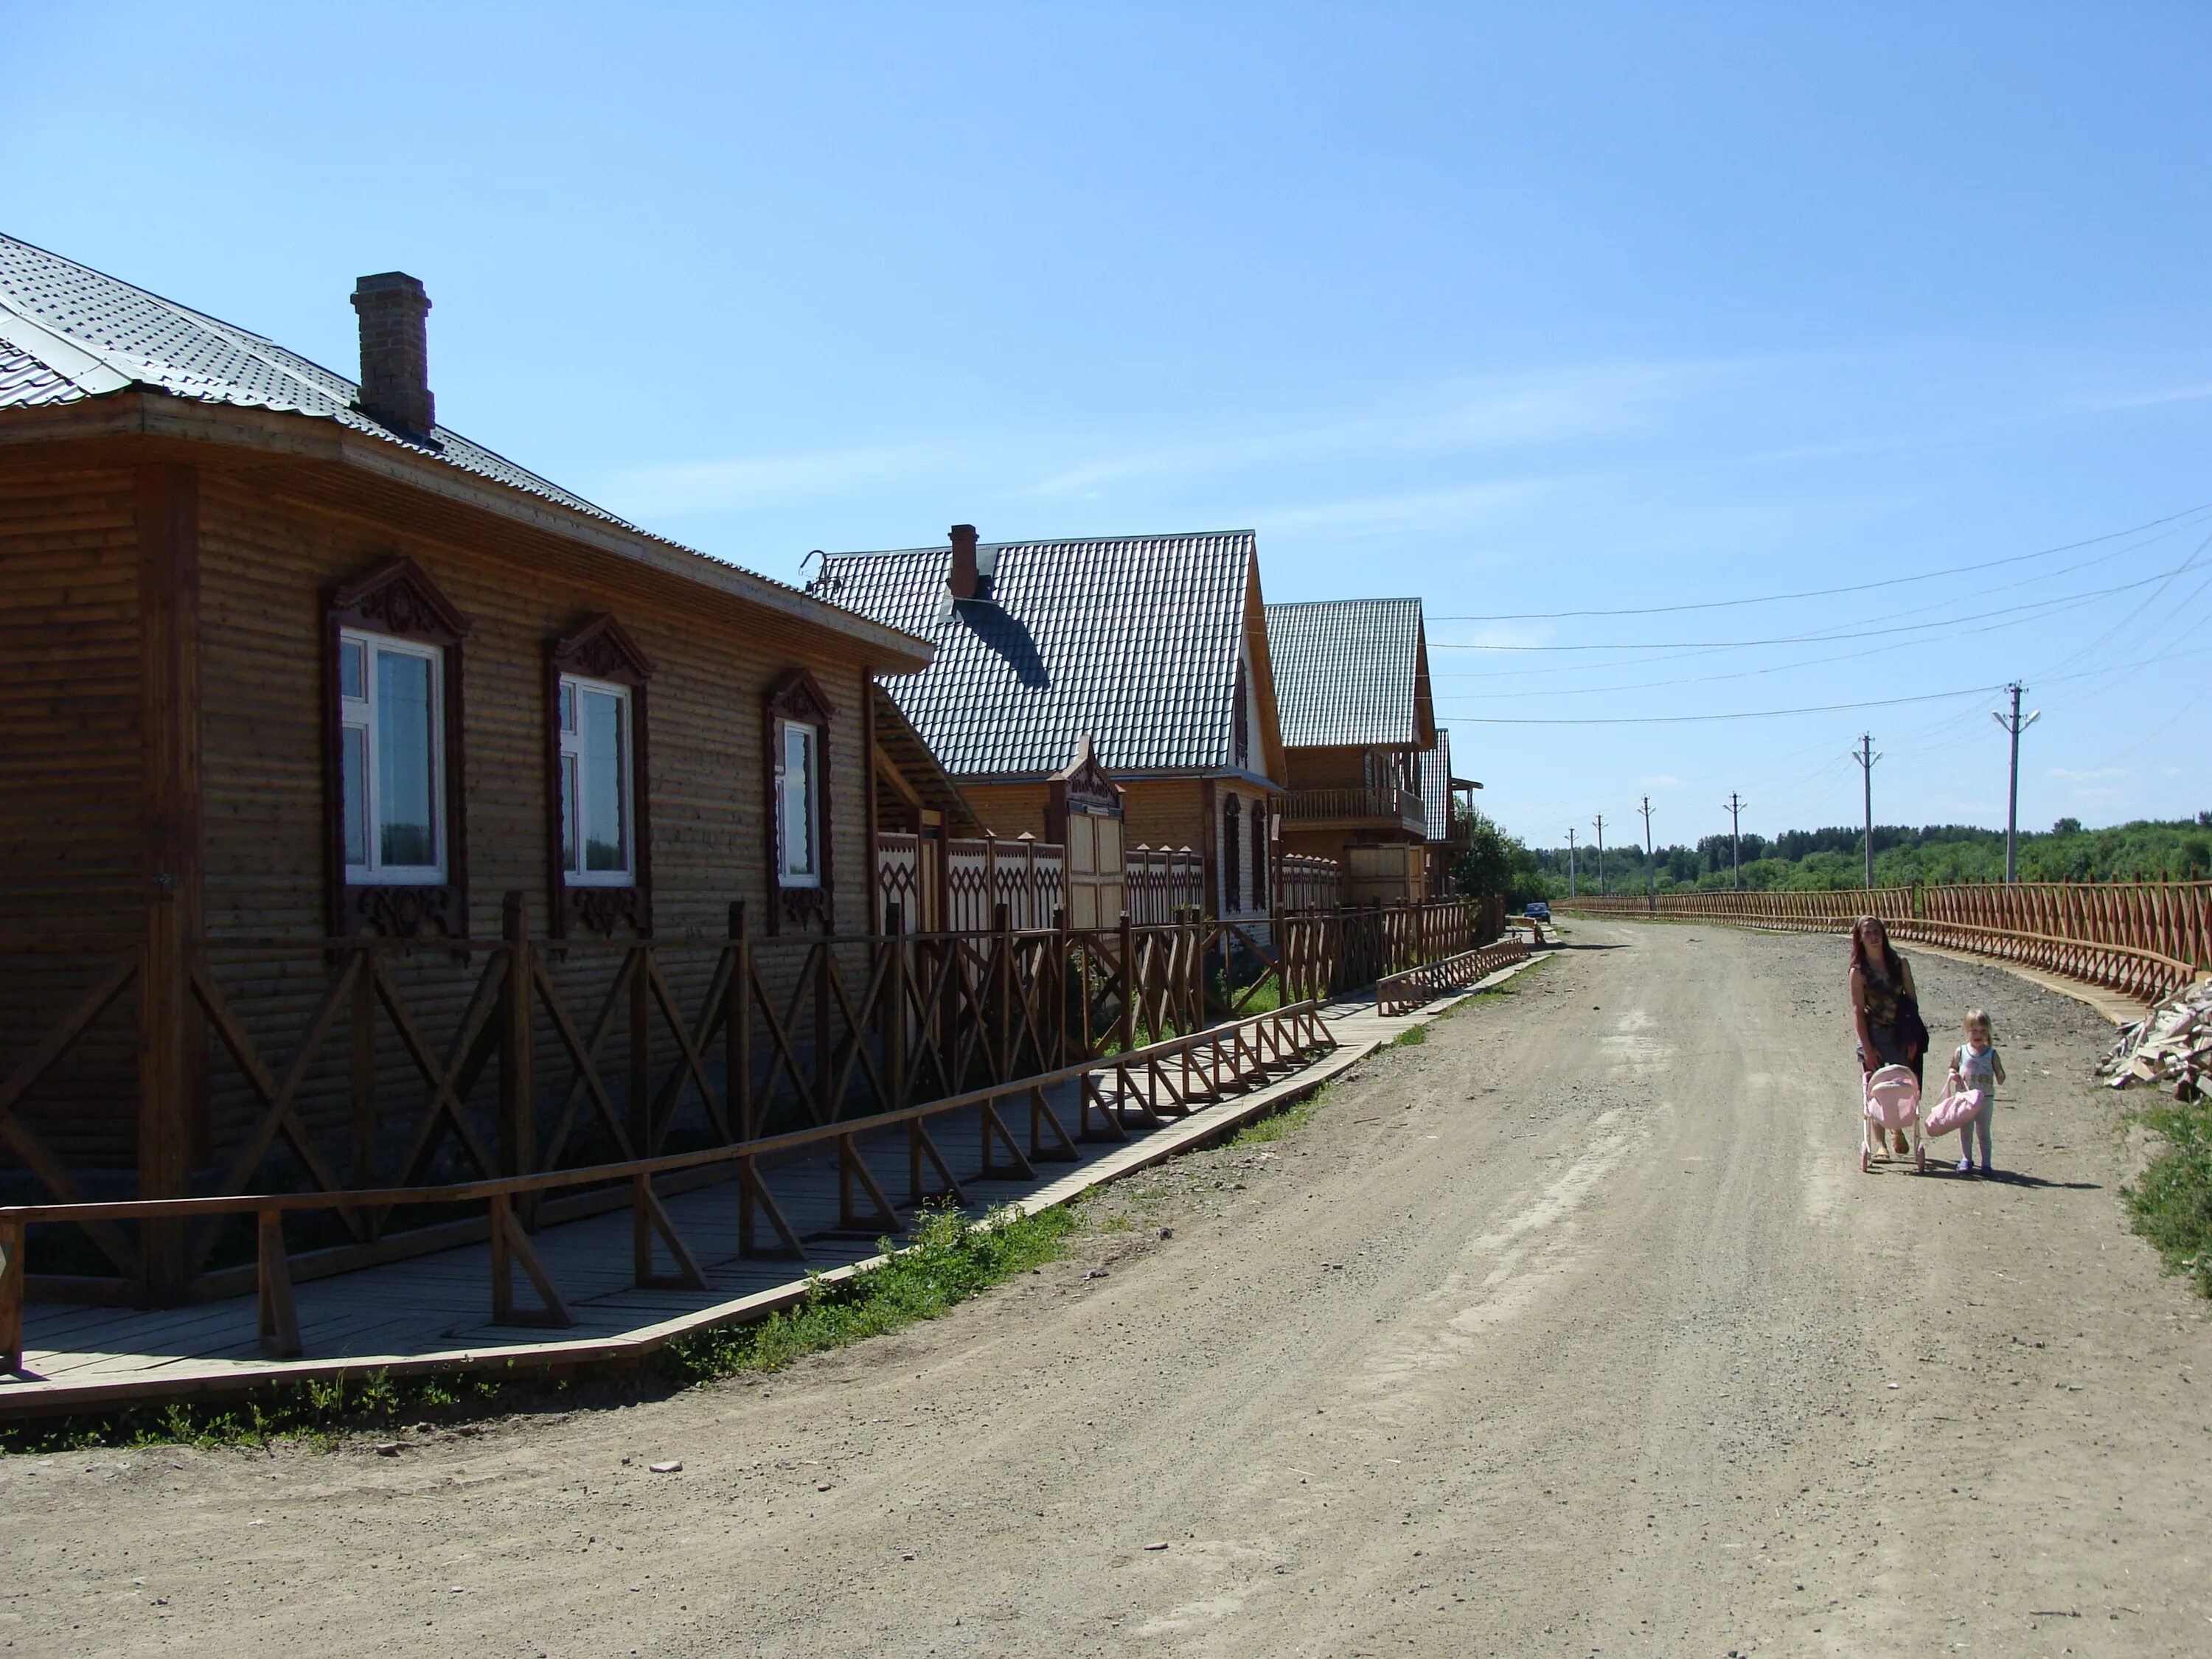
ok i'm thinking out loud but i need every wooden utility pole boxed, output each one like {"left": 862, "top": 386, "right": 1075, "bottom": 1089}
{"left": 1638, "top": 796, "right": 1656, "bottom": 913}
{"left": 1851, "top": 734, "right": 1881, "bottom": 889}
{"left": 1565, "top": 827, "right": 1577, "bottom": 898}
{"left": 1592, "top": 814, "right": 1606, "bottom": 897}
{"left": 1724, "top": 792, "right": 1746, "bottom": 891}
{"left": 1993, "top": 683, "right": 2039, "bottom": 886}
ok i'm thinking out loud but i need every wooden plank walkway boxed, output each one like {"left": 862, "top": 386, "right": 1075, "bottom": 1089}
{"left": 0, "top": 967, "right": 1534, "bottom": 1419}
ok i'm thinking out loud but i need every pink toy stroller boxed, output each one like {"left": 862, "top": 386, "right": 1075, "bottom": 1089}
{"left": 1861, "top": 1062, "right": 1924, "bottom": 1174}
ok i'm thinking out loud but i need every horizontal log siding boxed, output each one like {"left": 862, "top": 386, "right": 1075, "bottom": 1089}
{"left": 958, "top": 782, "right": 1052, "bottom": 842}
{"left": 189, "top": 477, "right": 878, "bottom": 1183}
{"left": 0, "top": 465, "right": 143, "bottom": 930}
{"left": 0, "top": 466, "right": 144, "bottom": 1180}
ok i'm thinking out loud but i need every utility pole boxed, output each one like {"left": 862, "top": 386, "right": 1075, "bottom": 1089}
{"left": 1638, "top": 795, "right": 1656, "bottom": 914}
{"left": 1565, "top": 827, "right": 1578, "bottom": 898}
{"left": 1592, "top": 814, "right": 1606, "bottom": 897}
{"left": 1993, "top": 683, "right": 2039, "bottom": 885}
{"left": 1851, "top": 734, "right": 1881, "bottom": 889}
{"left": 1724, "top": 792, "right": 1746, "bottom": 891}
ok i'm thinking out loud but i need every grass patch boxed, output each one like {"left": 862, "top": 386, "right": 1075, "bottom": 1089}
{"left": 1225, "top": 1082, "right": 1335, "bottom": 1149}
{"left": 0, "top": 1363, "right": 540, "bottom": 1457}
{"left": 659, "top": 1202, "right": 1075, "bottom": 1380}
{"left": 2123, "top": 1095, "right": 2212, "bottom": 1298}
{"left": 1392, "top": 1023, "right": 1427, "bottom": 1046}
{"left": 2, "top": 1202, "right": 1077, "bottom": 1456}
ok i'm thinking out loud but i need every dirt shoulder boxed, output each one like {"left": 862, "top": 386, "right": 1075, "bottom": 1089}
{"left": 1, "top": 924, "right": 2205, "bottom": 1658}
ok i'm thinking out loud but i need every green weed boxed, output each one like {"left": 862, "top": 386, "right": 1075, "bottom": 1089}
{"left": 2123, "top": 1094, "right": 2212, "bottom": 1298}
{"left": 658, "top": 1202, "right": 1076, "bottom": 1382}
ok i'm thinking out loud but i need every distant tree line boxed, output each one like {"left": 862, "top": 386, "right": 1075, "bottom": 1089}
{"left": 1517, "top": 813, "right": 2212, "bottom": 897}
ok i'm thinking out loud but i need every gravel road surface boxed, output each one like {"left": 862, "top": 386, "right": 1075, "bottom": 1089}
{"left": 5, "top": 920, "right": 2207, "bottom": 1658}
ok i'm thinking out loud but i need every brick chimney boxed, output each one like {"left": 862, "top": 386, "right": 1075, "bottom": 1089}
{"left": 947, "top": 524, "right": 980, "bottom": 600}
{"left": 350, "top": 272, "right": 435, "bottom": 439}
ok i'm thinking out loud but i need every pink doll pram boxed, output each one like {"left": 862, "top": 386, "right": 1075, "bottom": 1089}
{"left": 1924, "top": 1074, "right": 1984, "bottom": 1147}
{"left": 1861, "top": 1062, "right": 1924, "bottom": 1174}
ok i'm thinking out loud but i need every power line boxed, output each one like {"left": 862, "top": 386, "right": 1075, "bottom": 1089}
{"left": 1427, "top": 553, "right": 2212, "bottom": 653}
{"left": 1446, "top": 684, "right": 1996, "bottom": 725}
{"left": 1425, "top": 501, "right": 2212, "bottom": 622}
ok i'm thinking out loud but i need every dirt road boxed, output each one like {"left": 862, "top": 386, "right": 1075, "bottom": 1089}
{"left": 5, "top": 921, "right": 2208, "bottom": 1657}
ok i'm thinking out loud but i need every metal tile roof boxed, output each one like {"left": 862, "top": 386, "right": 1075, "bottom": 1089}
{"left": 1424, "top": 729, "right": 1453, "bottom": 842}
{"left": 814, "top": 531, "right": 1256, "bottom": 778}
{"left": 0, "top": 233, "right": 628, "bottom": 523}
{"left": 1265, "top": 597, "right": 1427, "bottom": 748}
{"left": 0, "top": 232, "right": 927, "bottom": 658}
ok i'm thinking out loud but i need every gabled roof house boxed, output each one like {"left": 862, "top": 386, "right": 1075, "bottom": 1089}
{"left": 815, "top": 526, "right": 1288, "bottom": 918}
{"left": 0, "top": 232, "right": 943, "bottom": 1231}
{"left": 1264, "top": 597, "right": 1439, "bottom": 898}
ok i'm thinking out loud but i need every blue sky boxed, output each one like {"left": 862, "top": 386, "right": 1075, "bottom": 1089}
{"left": 7, "top": 3, "right": 2208, "bottom": 853}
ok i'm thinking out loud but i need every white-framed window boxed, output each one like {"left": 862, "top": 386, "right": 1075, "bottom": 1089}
{"left": 557, "top": 673, "right": 634, "bottom": 884}
{"left": 776, "top": 717, "right": 821, "bottom": 886}
{"left": 338, "top": 628, "right": 445, "bottom": 884}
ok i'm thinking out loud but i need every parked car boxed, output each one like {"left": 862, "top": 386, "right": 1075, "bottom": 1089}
{"left": 1523, "top": 901, "right": 1552, "bottom": 922}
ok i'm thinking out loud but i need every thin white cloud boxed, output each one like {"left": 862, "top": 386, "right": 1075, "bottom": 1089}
{"left": 605, "top": 442, "right": 955, "bottom": 515}
{"left": 2046, "top": 765, "right": 2130, "bottom": 782}
{"left": 1032, "top": 358, "right": 1756, "bottom": 496}
{"left": 1258, "top": 479, "right": 1550, "bottom": 539}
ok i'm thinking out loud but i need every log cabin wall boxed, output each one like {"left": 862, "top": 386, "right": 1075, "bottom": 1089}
{"left": 195, "top": 470, "right": 874, "bottom": 944}
{"left": 189, "top": 466, "right": 884, "bottom": 1185}
{"left": 0, "top": 462, "right": 147, "bottom": 1180}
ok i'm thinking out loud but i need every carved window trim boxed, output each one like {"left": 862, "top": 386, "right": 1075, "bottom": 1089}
{"left": 323, "top": 557, "right": 471, "bottom": 939}
{"left": 546, "top": 613, "right": 655, "bottom": 937}
{"left": 765, "top": 667, "right": 837, "bottom": 933}
{"left": 1223, "top": 793, "right": 1243, "bottom": 916}
{"left": 1251, "top": 799, "right": 1269, "bottom": 912}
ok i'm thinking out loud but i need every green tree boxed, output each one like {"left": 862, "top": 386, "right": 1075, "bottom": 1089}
{"left": 1452, "top": 813, "right": 1550, "bottom": 908}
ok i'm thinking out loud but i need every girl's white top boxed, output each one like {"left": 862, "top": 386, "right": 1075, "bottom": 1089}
{"left": 1955, "top": 1043, "right": 2000, "bottom": 1084}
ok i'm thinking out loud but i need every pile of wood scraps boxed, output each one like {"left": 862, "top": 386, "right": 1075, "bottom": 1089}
{"left": 2099, "top": 975, "right": 2211, "bottom": 1100}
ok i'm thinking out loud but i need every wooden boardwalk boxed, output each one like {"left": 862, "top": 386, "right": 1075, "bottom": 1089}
{"left": 1, "top": 980, "right": 1515, "bottom": 1419}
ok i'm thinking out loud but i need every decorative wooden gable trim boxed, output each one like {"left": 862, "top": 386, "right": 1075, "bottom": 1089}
{"left": 765, "top": 667, "right": 837, "bottom": 933}
{"left": 550, "top": 611, "right": 655, "bottom": 686}
{"left": 323, "top": 557, "right": 471, "bottom": 939}
{"left": 329, "top": 556, "right": 471, "bottom": 645}
{"left": 1045, "top": 734, "right": 1124, "bottom": 843}
{"left": 546, "top": 613, "right": 656, "bottom": 938}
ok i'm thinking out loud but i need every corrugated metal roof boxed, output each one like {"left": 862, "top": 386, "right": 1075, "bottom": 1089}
{"left": 1265, "top": 597, "right": 1426, "bottom": 748}
{"left": 815, "top": 531, "right": 1255, "bottom": 777}
{"left": 0, "top": 232, "right": 931, "bottom": 658}
{"left": 0, "top": 232, "right": 630, "bottom": 523}
{"left": 1424, "top": 729, "right": 1453, "bottom": 842}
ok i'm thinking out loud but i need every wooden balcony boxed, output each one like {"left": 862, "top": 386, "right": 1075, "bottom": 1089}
{"left": 1284, "top": 785, "right": 1427, "bottom": 837}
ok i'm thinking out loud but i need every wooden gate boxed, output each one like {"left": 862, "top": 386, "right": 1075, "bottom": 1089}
{"left": 1049, "top": 737, "right": 1127, "bottom": 929}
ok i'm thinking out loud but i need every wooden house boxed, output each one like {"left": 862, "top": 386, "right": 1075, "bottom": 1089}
{"left": 0, "top": 234, "right": 933, "bottom": 1222}
{"left": 1264, "top": 597, "right": 1439, "bottom": 905}
{"left": 814, "top": 526, "right": 1289, "bottom": 922}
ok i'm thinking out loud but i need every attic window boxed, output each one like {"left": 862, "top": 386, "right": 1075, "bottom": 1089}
{"left": 1234, "top": 655, "right": 1250, "bottom": 769}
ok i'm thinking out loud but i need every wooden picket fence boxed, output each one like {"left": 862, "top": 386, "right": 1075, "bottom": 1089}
{"left": 1556, "top": 881, "right": 2208, "bottom": 1004}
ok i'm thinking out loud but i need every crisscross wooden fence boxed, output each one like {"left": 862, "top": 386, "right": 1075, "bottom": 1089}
{"left": 0, "top": 1000, "right": 1334, "bottom": 1371}
{"left": 1556, "top": 881, "right": 2208, "bottom": 1004}
{"left": 1376, "top": 937, "right": 1531, "bottom": 1016}
{"left": 0, "top": 891, "right": 1500, "bottom": 1312}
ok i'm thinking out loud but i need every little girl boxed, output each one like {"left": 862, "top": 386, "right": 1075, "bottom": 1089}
{"left": 1947, "top": 1009, "right": 2006, "bottom": 1175}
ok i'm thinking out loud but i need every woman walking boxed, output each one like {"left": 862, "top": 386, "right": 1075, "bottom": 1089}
{"left": 1849, "top": 915, "right": 1927, "bottom": 1156}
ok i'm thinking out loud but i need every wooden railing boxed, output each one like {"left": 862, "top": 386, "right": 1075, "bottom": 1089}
{"left": 0, "top": 891, "right": 1508, "bottom": 1309}
{"left": 1376, "top": 938, "right": 1531, "bottom": 1016}
{"left": 1284, "top": 785, "right": 1427, "bottom": 834}
{"left": 0, "top": 1001, "right": 1335, "bottom": 1371}
{"left": 1555, "top": 881, "right": 2208, "bottom": 1003}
